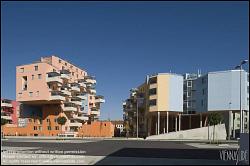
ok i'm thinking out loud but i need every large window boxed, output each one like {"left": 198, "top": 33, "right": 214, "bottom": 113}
{"left": 22, "top": 76, "right": 27, "bottom": 90}
{"left": 149, "top": 77, "right": 157, "bottom": 84}
{"left": 38, "top": 74, "right": 42, "bottom": 79}
{"left": 149, "top": 88, "right": 157, "bottom": 95}
{"left": 149, "top": 99, "right": 157, "bottom": 106}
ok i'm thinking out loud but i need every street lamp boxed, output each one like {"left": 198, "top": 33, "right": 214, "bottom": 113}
{"left": 235, "top": 60, "right": 248, "bottom": 134}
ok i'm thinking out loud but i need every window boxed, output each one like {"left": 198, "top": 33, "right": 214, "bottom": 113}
{"left": 32, "top": 75, "right": 34, "bottom": 80}
{"left": 77, "top": 74, "right": 78, "bottom": 78}
{"left": 47, "top": 119, "right": 50, "bottom": 123}
{"left": 187, "top": 81, "right": 192, "bottom": 87}
{"left": 54, "top": 118, "right": 57, "bottom": 123}
{"left": 149, "top": 77, "right": 157, "bottom": 84}
{"left": 62, "top": 66, "right": 65, "bottom": 70}
{"left": 47, "top": 126, "right": 51, "bottom": 130}
{"left": 20, "top": 68, "right": 24, "bottom": 73}
{"left": 149, "top": 88, "right": 157, "bottom": 95}
{"left": 29, "top": 92, "right": 33, "bottom": 97}
{"left": 53, "top": 69, "right": 56, "bottom": 72}
{"left": 38, "top": 74, "right": 42, "bottom": 79}
{"left": 65, "top": 63, "right": 67, "bottom": 66}
{"left": 187, "top": 91, "right": 191, "bottom": 97}
{"left": 55, "top": 126, "right": 59, "bottom": 130}
{"left": 38, "top": 126, "right": 42, "bottom": 131}
{"left": 70, "top": 65, "right": 73, "bottom": 68}
{"left": 202, "top": 89, "right": 205, "bottom": 95}
{"left": 59, "top": 59, "right": 61, "bottom": 63}
{"left": 34, "top": 126, "right": 37, "bottom": 130}
{"left": 35, "top": 65, "right": 38, "bottom": 71}
{"left": 149, "top": 99, "right": 157, "bottom": 106}
{"left": 201, "top": 100, "right": 204, "bottom": 106}
{"left": 36, "top": 91, "right": 39, "bottom": 97}
{"left": 90, "top": 96, "right": 92, "bottom": 99}
{"left": 22, "top": 76, "right": 27, "bottom": 90}
{"left": 72, "top": 72, "right": 74, "bottom": 76}
{"left": 18, "top": 93, "right": 22, "bottom": 98}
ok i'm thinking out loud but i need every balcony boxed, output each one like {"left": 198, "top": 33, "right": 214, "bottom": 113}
{"left": 85, "top": 76, "right": 96, "bottom": 84}
{"left": 61, "top": 89, "right": 71, "bottom": 96}
{"left": 63, "top": 103, "right": 77, "bottom": 112}
{"left": 69, "top": 122, "right": 82, "bottom": 127}
{"left": 61, "top": 74, "right": 70, "bottom": 80}
{"left": 46, "top": 76, "right": 63, "bottom": 84}
{"left": 91, "top": 110, "right": 100, "bottom": 116}
{"left": 50, "top": 91, "right": 66, "bottom": 101}
{"left": 76, "top": 93, "right": 87, "bottom": 100}
{"left": 71, "top": 100, "right": 82, "bottom": 106}
{"left": 60, "top": 70, "right": 70, "bottom": 80}
{"left": 89, "top": 89, "right": 96, "bottom": 94}
{"left": 1, "top": 115, "right": 12, "bottom": 120}
{"left": 73, "top": 115, "right": 89, "bottom": 121}
{"left": 79, "top": 82, "right": 86, "bottom": 88}
{"left": 95, "top": 95, "right": 105, "bottom": 103}
{"left": 1, "top": 100, "right": 12, "bottom": 108}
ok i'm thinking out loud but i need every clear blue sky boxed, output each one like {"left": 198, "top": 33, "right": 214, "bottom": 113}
{"left": 1, "top": 1, "right": 249, "bottom": 120}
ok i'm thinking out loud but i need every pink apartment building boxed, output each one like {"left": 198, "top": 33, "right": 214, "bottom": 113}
{"left": 15, "top": 55, "right": 105, "bottom": 136}
{"left": 1, "top": 98, "right": 20, "bottom": 125}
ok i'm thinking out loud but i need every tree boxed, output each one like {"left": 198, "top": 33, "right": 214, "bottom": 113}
{"left": 1, "top": 118, "right": 8, "bottom": 138}
{"left": 208, "top": 112, "right": 223, "bottom": 143}
{"left": 124, "top": 121, "right": 130, "bottom": 138}
{"left": 57, "top": 116, "right": 67, "bottom": 137}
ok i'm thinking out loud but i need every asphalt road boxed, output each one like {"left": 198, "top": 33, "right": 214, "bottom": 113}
{"left": 1, "top": 139, "right": 239, "bottom": 165}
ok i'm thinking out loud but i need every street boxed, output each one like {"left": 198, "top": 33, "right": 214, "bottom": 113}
{"left": 1, "top": 138, "right": 239, "bottom": 165}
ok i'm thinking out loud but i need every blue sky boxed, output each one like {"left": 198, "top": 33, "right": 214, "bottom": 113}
{"left": 1, "top": 1, "right": 249, "bottom": 120}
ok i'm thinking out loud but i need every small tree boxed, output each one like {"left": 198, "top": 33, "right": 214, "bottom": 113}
{"left": 57, "top": 116, "right": 67, "bottom": 136}
{"left": 124, "top": 121, "right": 130, "bottom": 138}
{"left": 1, "top": 118, "right": 8, "bottom": 138}
{"left": 208, "top": 112, "right": 223, "bottom": 143}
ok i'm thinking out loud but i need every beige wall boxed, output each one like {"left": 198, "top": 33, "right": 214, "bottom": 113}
{"left": 157, "top": 75, "right": 169, "bottom": 112}
{"left": 148, "top": 74, "right": 170, "bottom": 112}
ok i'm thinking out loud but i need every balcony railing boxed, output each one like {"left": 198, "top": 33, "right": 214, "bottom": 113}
{"left": 61, "top": 74, "right": 70, "bottom": 80}
{"left": 1, "top": 100, "right": 13, "bottom": 108}
{"left": 71, "top": 86, "right": 80, "bottom": 92}
{"left": 46, "top": 76, "right": 63, "bottom": 84}
{"left": 91, "top": 110, "right": 100, "bottom": 116}
{"left": 79, "top": 82, "right": 86, "bottom": 88}
{"left": 69, "top": 122, "right": 82, "bottom": 127}
{"left": 76, "top": 93, "right": 87, "bottom": 100}
{"left": 95, "top": 98, "right": 105, "bottom": 103}
{"left": 71, "top": 100, "right": 82, "bottom": 106}
{"left": 1, "top": 115, "right": 12, "bottom": 120}
{"left": 64, "top": 103, "right": 77, "bottom": 112}
{"left": 89, "top": 89, "right": 96, "bottom": 94}
{"left": 61, "top": 89, "right": 71, "bottom": 96}
{"left": 50, "top": 91, "right": 65, "bottom": 101}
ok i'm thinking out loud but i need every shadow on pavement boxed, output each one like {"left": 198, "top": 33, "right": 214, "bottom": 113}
{"left": 95, "top": 148, "right": 237, "bottom": 165}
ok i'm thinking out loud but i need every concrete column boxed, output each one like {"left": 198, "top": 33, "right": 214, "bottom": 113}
{"left": 200, "top": 113, "right": 202, "bottom": 128}
{"left": 163, "top": 115, "right": 166, "bottom": 134}
{"left": 228, "top": 111, "right": 232, "bottom": 140}
{"left": 155, "top": 116, "right": 157, "bottom": 135}
{"left": 179, "top": 114, "right": 181, "bottom": 131}
{"left": 167, "top": 112, "right": 169, "bottom": 133}
{"left": 175, "top": 115, "right": 177, "bottom": 132}
{"left": 157, "top": 111, "right": 160, "bottom": 135}
{"left": 189, "top": 115, "right": 191, "bottom": 129}
{"left": 232, "top": 112, "right": 235, "bottom": 139}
